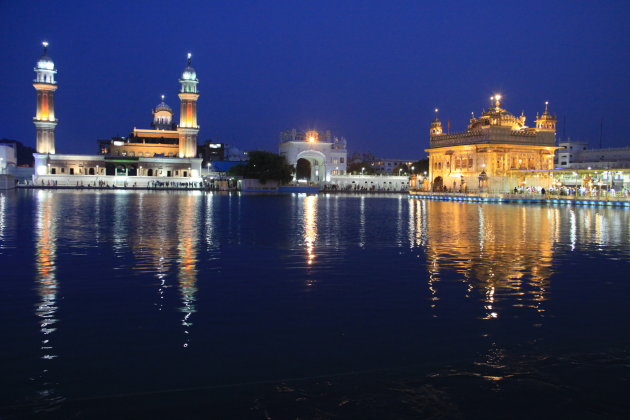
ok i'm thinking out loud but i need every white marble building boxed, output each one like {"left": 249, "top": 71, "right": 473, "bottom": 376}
{"left": 279, "top": 129, "right": 347, "bottom": 184}
{"left": 29, "top": 43, "right": 202, "bottom": 188}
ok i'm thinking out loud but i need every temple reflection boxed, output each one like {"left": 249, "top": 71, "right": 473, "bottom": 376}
{"left": 411, "top": 201, "right": 555, "bottom": 317}
{"left": 409, "top": 200, "right": 630, "bottom": 319}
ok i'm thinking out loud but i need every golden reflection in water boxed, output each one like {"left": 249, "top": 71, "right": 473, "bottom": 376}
{"left": 177, "top": 193, "right": 200, "bottom": 347}
{"left": 35, "top": 190, "right": 58, "bottom": 360}
{"left": 303, "top": 195, "right": 318, "bottom": 269}
{"left": 415, "top": 201, "right": 556, "bottom": 318}
{"left": 131, "top": 193, "right": 174, "bottom": 311}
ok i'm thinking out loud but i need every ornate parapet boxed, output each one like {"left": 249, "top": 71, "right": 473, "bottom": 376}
{"left": 430, "top": 128, "right": 554, "bottom": 149}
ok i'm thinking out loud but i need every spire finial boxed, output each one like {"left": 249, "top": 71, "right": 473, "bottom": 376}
{"left": 494, "top": 94, "right": 502, "bottom": 108}
{"left": 545, "top": 101, "right": 549, "bottom": 112}
{"left": 187, "top": 52, "right": 192, "bottom": 65}
{"left": 42, "top": 41, "right": 48, "bottom": 53}
{"left": 161, "top": 94, "right": 165, "bottom": 101}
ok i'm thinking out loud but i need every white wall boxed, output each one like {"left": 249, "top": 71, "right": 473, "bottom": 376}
{"left": 329, "top": 175, "right": 409, "bottom": 191}
{"left": 0, "top": 144, "right": 17, "bottom": 173}
{"left": 32, "top": 174, "right": 203, "bottom": 187}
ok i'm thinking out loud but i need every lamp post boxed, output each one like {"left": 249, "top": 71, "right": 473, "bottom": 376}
{"left": 361, "top": 167, "right": 365, "bottom": 176}
{"left": 399, "top": 168, "right": 403, "bottom": 176}
{"left": 96, "top": 164, "right": 99, "bottom": 175}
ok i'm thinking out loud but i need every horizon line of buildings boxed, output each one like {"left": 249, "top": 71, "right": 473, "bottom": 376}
{"left": 0, "top": 42, "right": 629, "bottom": 192}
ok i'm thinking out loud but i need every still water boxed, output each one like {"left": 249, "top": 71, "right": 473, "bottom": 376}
{"left": 0, "top": 190, "right": 629, "bottom": 419}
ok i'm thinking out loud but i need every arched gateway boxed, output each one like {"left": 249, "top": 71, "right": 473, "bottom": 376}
{"left": 296, "top": 150, "right": 326, "bottom": 184}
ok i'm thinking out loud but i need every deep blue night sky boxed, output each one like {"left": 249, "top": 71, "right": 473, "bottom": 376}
{"left": 1, "top": 0, "right": 629, "bottom": 158}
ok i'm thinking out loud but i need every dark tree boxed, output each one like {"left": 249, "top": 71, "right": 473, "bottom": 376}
{"left": 227, "top": 150, "right": 293, "bottom": 184}
{"left": 411, "top": 159, "right": 429, "bottom": 174}
{"left": 347, "top": 161, "right": 376, "bottom": 175}
{"left": 391, "top": 163, "right": 410, "bottom": 175}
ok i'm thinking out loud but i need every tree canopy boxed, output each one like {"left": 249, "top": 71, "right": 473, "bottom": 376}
{"left": 347, "top": 161, "right": 376, "bottom": 175}
{"left": 227, "top": 150, "right": 293, "bottom": 184}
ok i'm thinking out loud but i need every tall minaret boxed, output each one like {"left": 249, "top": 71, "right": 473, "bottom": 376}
{"left": 33, "top": 41, "right": 58, "bottom": 154}
{"left": 178, "top": 53, "right": 200, "bottom": 158}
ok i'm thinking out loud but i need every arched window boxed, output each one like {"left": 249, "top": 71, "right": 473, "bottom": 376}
{"left": 148, "top": 169, "right": 153, "bottom": 176}
{"left": 69, "top": 168, "right": 75, "bottom": 175}
{"left": 50, "top": 168, "right": 56, "bottom": 174}
{"left": 89, "top": 168, "right": 95, "bottom": 175}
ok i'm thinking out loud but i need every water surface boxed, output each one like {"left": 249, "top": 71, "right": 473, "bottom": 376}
{"left": 0, "top": 190, "right": 629, "bottom": 418}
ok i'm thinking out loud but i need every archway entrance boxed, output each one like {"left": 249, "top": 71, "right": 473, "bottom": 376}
{"left": 295, "top": 150, "right": 326, "bottom": 185}
{"left": 296, "top": 158, "right": 312, "bottom": 181}
{"left": 433, "top": 176, "right": 443, "bottom": 191}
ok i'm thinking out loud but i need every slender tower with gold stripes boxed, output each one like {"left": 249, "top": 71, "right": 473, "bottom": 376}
{"left": 33, "top": 41, "right": 58, "bottom": 154}
{"left": 177, "top": 53, "right": 200, "bottom": 158}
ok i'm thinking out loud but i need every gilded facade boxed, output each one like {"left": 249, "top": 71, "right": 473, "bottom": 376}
{"left": 426, "top": 96, "right": 559, "bottom": 192}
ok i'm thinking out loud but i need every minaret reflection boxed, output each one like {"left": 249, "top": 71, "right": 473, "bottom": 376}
{"left": 177, "top": 193, "right": 201, "bottom": 347}
{"left": 33, "top": 190, "right": 64, "bottom": 408}
{"left": 35, "top": 190, "right": 58, "bottom": 359}
{"left": 413, "top": 202, "right": 555, "bottom": 318}
{"left": 303, "top": 195, "right": 318, "bottom": 269}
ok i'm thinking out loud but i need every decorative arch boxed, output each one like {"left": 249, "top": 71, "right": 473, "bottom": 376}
{"left": 296, "top": 150, "right": 327, "bottom": 184}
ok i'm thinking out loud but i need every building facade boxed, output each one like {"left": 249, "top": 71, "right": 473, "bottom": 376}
{"left": 31, "top": 43, "right": 203, "bottom": 187}
{"left": 555, "top": 140, "right": 630, "bottom": 170}
{"left": 371, "top": 158, "right": 416, "bottom": 174}
{"left": 279, "top": 129, "right": 347, "bottom": 184}
{"left": 425, "top": 96, "right": 559, "bottom": 192}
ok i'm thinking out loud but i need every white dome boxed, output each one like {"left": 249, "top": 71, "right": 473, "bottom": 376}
{"left": 37, "top": 54, "right": 54, "bottom": 70}
{"left": 182, "top": 66, "right": 196, "bottom": 81}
